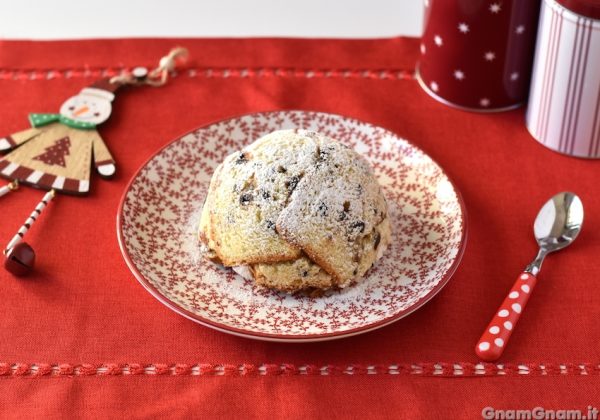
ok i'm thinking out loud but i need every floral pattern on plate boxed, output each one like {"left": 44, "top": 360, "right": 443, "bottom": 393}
{"left": 118, "top": 111, "right": 467, "bottom": 342}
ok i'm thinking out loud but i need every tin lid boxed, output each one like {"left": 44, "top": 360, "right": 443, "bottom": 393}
{"left": 556, "top": 0, "right": 600, "bottom": 19}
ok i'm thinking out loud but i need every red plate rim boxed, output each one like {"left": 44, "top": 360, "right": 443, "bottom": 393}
{"left": 116, "top": 110, "right": 468, "bottom": 342}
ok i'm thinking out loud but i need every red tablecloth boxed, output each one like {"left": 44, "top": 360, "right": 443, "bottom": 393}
{"left": 0, "top": 38, "right": 599, "bottom": 419}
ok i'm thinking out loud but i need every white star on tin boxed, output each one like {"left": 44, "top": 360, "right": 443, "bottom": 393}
{"left": 430, "top": 81, "right": 439, "bottom": 92}
{"left": 434, "top": 35, "right": 443, "bottom": 46}
{"left": 489, "top": 3, "right": 501, "bottom": 13}
{"left": 484, "top": 51, "right": 496, "bottom": 61}
{"left": 420, "top": 43, "right": 426, "bottom": 54}
{"left": 453, "top": 70, "right": 465, "bottom": 80}
{"left": 516, "top": 25, "right": 525, "bottom": 34}
{"left": 480, "top": 98, "right": 491, "bottom": 107}
{"left": 510, "top": 72, "right": 519, "bottom": 81}
{"left": 458, "top": 23, "right": 470, "bottom": 34}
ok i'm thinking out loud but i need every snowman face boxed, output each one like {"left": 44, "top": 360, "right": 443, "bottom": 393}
{"left": 59, "top": 94, "right": 112, "bottom": 125}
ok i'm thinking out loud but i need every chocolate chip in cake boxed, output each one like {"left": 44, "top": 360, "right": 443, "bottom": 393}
{"left": 239, "top": 193, "right": 253, "bottom": 205}
{"left": 350, "top": 221, "right": 365, "bottom": 234}
{"left": 315, "top": 145, "right": 335, "bottom": 169}
{"left": 235, "top": 152, "right": 248, "bottom": 164}
{"left": 301, "top": 270, "right": 308, "bottom": 277}
{"left": 317, "top": 202, "right": 328, "bottom": 217}
{"left": 343, "top": 201, "right": 350, "bottom": 212}
{"left": 317, "top": 146, "right": 329, "bottom": 162}
{"left": 276, "top": 165, "right": 287, "bottom": 173}
{"left": 285, "top": 175, "right": 301, "bottom": 192}
{"left": 261, "top": 190, "right": 271, "bottom": 199}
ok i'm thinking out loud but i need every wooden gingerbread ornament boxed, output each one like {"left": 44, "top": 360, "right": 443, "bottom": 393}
{"left": 0, "top": 47, "right": 188, "bottom": 275}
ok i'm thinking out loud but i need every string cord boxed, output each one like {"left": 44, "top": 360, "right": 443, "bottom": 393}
{"left": 109, "top": 47, "right": 189, "bottom": 87}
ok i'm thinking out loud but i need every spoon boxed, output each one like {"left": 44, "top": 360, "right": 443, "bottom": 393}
{"left": 475, "top": 192, "right": 584, "bottom": 361}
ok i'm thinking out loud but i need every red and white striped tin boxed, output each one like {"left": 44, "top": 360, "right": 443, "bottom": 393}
{"left": 526, "top": 0, "right": 600, "bottom": 158}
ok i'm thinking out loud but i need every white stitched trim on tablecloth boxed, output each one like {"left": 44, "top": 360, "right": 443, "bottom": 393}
{"left": 1, "top": 362, "right": 597, "bottom": 377}
{"left": 0, "top": 68, "right": 416, "bottom": 81}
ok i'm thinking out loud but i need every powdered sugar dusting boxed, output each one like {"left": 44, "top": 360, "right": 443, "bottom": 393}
{"left": 276, "top": 133, "right": 389, "bottom": 283}
{"left": 202, "top": 128, "right": 390, "bottom": 289}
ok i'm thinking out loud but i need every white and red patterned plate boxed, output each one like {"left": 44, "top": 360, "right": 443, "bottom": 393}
{"left": 117, "top": 111, "right": 467, "bottom": 342}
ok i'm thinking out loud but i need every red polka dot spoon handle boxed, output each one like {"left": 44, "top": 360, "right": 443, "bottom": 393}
{"left": 476, "top": 273, "right": 537, "bottom": 361}
{"left": 475, "top": 192, "right": 584, "bottom": 362}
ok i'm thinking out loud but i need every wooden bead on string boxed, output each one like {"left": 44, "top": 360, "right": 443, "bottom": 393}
{"left": 0, "top": 180, "right": 18, "bottom": 198}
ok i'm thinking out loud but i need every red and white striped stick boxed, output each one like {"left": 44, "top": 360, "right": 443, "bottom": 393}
{"left": 4, "top": 189, "right": 55, "bottom": 254}
{"left": 0, "top": 181, "right": 18, "bottom": 198}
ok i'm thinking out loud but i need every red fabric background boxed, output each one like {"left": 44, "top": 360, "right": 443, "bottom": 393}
{"left": 0, "top": 38, "right": 598, "bottom": 418}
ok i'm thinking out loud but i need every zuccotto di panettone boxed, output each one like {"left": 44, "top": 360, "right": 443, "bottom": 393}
{"left": 198, "top": 129, "right": 391, "bottom": 292}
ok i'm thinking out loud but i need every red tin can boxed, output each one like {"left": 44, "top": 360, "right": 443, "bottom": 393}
{"left": 417, "top": 0, "right": 542, "bottom": 112}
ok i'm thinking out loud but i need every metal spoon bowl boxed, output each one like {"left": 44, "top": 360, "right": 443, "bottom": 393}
{"left": 527, "top": 192, "right": 584, "bottom": 275}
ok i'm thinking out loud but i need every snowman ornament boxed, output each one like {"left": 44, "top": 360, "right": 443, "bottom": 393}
{"left": 0, "top": 47, "right": 188, "bottom": 275}
{"left": 0, "top": 79, "right": 118, "bottom": 195}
